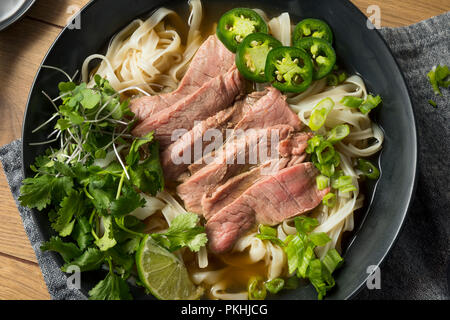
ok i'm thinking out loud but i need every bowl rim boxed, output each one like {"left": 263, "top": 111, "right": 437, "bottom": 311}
{"left": 0, "top": 0, "right": 36, "bottom": 31}
{"left": 20, "top": 0, "right": 418, "bottom": 300}
{"left": 337, "top": 0, "right": 418, "bottom": 299}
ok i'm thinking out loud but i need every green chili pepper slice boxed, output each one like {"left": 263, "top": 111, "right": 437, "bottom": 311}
{"left": 235, "top": 33, "right": 282, "bottom": 82}
{"left": 295, "top": 38, "right": 336, "bottom": 80}
{"left": 216, "top": 8, "right": 268, "bottom": 53}
{"left": 293, "top": 18, "right": 334, "bottom": 45}
{"left": 248, "top": 276, "right": 267, "bottom": 300}
{"left": 265, "top": 46, "right": 313, "bottom": 93}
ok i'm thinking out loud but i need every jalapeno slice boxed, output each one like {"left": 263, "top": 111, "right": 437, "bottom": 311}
{"left": 265, "top": 46, "right": 313, "bottom": 93}
{"left": 216, "top": 8, "right": 268, "bottom": 52}
{"left": 295, "top": 38, "right": 336, "bottom": 80}
{"left": 292, "top": 18, "right": 333, "bottom": 45}
{"left": 235, "top": 33, "right": 282, "bottom": 82}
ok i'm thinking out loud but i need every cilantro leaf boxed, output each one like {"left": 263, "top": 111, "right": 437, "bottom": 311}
{"left": 72, "top": 217, "right": 94, "bottom": 250}
{"left": 129, "top": 141, "right": 164, "bottom": 195}
{"left": 107, "top": 246, "right": 134, "bottom": 275}
{"left": 51, "top": 191, "right": 86, "bottom": 237}
{"left": 61, "top": 247, "right": 105, "bottom": 272}
{"left": 19, "top": 175, "right": 73, "bottom": 210}
{"left": 151, "top": 213, "right": 207, "bottom": 252}
{"left": 88, "top": 270, "right": 132, "bottom": 300}
{"left": 109, "top": 185, "right": 146, "bottom": 218}
{"left": 88, "top": 174, "right": 116, "bottom": 212}
{"left": 19, "top": 175, "right": 54, "bottom": 210}
{"left": 126, "top": 132, "right": 154, "bottom": 167}
{"left": 41, "top": 236, "right": 82, "bottom": 262}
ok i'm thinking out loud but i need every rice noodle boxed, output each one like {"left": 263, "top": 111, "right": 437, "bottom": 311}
{"left": 81, "top": 1, "right": 203, "bottom": 95}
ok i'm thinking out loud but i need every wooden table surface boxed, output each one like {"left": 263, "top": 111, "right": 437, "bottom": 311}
{"left": 0, "top": 0, "right": 448, "bottom": 300}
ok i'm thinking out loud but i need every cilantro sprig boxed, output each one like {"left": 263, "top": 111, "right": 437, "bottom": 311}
{"left": 151, "top": 213, "right": 208, "bottom": 252}
{"left": 19, "top": 76, "right": 175, "bottom": 300}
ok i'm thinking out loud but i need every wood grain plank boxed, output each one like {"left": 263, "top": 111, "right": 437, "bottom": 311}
{"left": 351, "top": 0, "right": 449, "bottom": 27}
{"left": 0, "top": 166, "right": 38, "bottom": 262}
{"left": 27, "top": 0, "right": 89, "bottom": 27}
{"left": 0, "top": 18, "right": 61, "bottom": 146}
{"left": 25, "top": 0, "right": 450, "bottom": 28}
{"left": 0, "top": 254, "right": 50, "bottom": 300}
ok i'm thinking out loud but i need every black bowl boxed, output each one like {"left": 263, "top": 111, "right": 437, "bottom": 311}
{"left": 22, "top": 0, "right": 417, "bottom": 300}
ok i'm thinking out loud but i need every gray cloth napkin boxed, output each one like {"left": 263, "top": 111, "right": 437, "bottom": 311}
{"left": 1, "top": 12, "right": 449, "bottom": 300}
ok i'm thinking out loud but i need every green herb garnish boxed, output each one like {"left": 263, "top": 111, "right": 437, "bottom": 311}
{"left": 19, "top": 75, "right": 174, "bottom": 300}
{"left": 427, "top": 64, "right": 450, "bottom": 96}
{"left": 284, "top": 216, "right": 343, "bottom": 299}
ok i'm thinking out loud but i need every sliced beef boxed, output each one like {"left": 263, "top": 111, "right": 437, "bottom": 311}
{"left": 176, "top": 125, "right": 294, "bottom": 214}
{"left": 160, "top": 92, "right": 266, "bottom": 182}
{"left": 130, "top": 35, "right": 235, "bottom": 121}
{"left": 131, "top": 66, "right": 244, "bottom": 148}
{"left": 188, "top": 87, "right": 301, "bottom": 174}
{"left": 201, "top": 158, "right": 291, "bottom": 220}
{"left": 234, "top": 87, "right": 302, "bottom": 132}
{"left": 206, "top": 162, "right": 330, "bottom": 253}
{"left": 201, "top": 132, "right": 311, "bottom": 219}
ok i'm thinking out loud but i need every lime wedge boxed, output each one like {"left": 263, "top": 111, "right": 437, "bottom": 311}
{"left": 136, "top": 235, "right": 203, "bottom": 300}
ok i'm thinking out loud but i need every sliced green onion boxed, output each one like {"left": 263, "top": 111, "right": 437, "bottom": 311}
{"left": 307, "top": 259, "right": 328, "bottom": 300}
{"left": 316, "top": 175, "right": 330, "bottom": 190}
{"left": 294, "top": 216, "right": 319, "bottom": 234}
{"left": 316, "top": 141, "right": 335, "bottom": 164}
{"left": 259, "top": 224, "right": 277, "bottom": 237}
{"left": 340, "top": 96, "right": 363, "bottom": 108}
{"left": 427, "top": 65, "right": 450, "bottom": 96}
{"left": 357, "top": 158, "right": 380, "bottom": 179}
{"left": 309, "top": 232, "right": 332, "bottom": 246}
{"left": 327, "top": 124, "right": 350, "bottom": 144}
{"left": 339, "top": 184, "right": 357, "bottom": 193}
{"left": 330, "top": 153, "right": 340, "bottom": 167}
{"left": 319, "top": 162, "right": 336, "bottom": 178}
{"left": 331, "top": 175, "right": 353, "bottom": 189}
{"left": 297, "top": 244, "right": 315, "bottom": 278}
{"left": 322, "top": 193, "right": 336, "bottom": 207}
{"left": 248, "top": 276, "right": 267, "bottom": 300}
{"left": 265, "top": 278, "right": 285, "bottom": 294}
{"left": 308, "top": 98, "right": 335, "bottom": 131}
{"left": 306, "top": 135, "right": 323, "bottom": 153}
{"left": 359, "top": 94, "right": 382, "bottom": 114}
{"left": 321, "top": 248, "right": 344, "bottom": 274}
